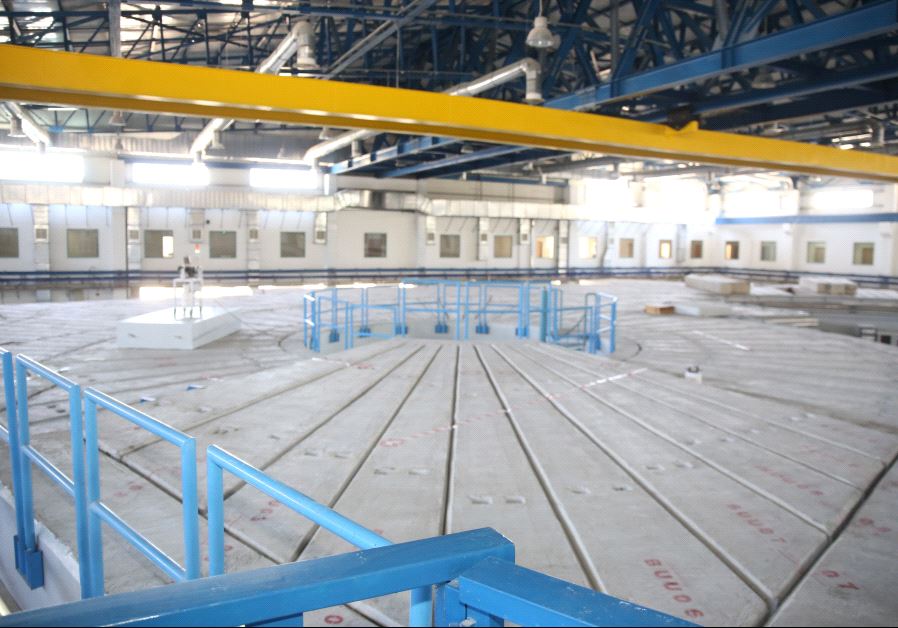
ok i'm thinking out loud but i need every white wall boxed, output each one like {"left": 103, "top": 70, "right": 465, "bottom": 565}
{"left": 1, "top": 178, "right": 896, "bottom": 279}
{"left": 328, "top": 209, "right": 417, "bottom": 269}
{"left": 0, "top": 203, "right": 35, "bottom": 271}
{"left": 48, "top": 204, "right": 125, "bottom": 271}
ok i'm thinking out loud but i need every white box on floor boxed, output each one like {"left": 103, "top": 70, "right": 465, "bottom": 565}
{"left": 116, "top": 307, "right": 240, "bottom": 350}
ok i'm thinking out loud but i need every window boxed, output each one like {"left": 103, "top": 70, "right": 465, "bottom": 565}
{"left": 880, "top": 334, "right": 892, "bottom": 345}
{"left": 145, "top": 230, "right": 174, "bottom": 259}
{"left": 535, "top": 235, "right": 555, "bottom": 259}
{"left": 853, "top": 242, "right": 874, "bottom": 266}
{"left": 658, "top": 240, "right": 673, "bottom": 259}
{"left": 579, "top": 236, "right": 598, "bottom": 259}
{"left": 807, "top": 241, "right": 826, "bottom": 264}
{"left": 494, "top": 235, "right": 513, "bottom": 258}
{"left": 67, "top": 229, "right": 99, "bottom": 258}
{"left": 364, "top": 233, "right": 387, "bottom": 258}
{"left": 209, "top": 230, "right": 237, "bottom": 258}
{"left": 619, "top": 238, "right": 634, "bottom": 259}
{"left": 426, "top": 232, "right": 436, "bottom": 245}
{"left": 280, "top": 232, "right": 306, "bottom": 258}
{"left": 440, "top": 234, "right": 460, "bottom": 258}
{"left": 690, "top": 240, "right": 703, "bottom": 259}
{"left": 0, "top": 228, "right": 18, "bottom": 258}
{"left": 760, "top": 241, "right": 777, "bottom": 262}
{"left": 34, "top": 227, "right": 48, "bottom": 242}
{"left": 249, "top": 228, "right": 259, "bottom": 242}
{"left": 725, "top": 241, "right": 740, "bottom": 261}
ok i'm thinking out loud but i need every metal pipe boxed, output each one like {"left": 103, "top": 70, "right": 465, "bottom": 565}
{"left": 2, "top": 102, "right": 51, "bottom": 147}
{"left": 190, "top": 21, "right": 310, "bottom": 157}
{"left": 303, "top": 58, "right": 542, "bottom": 164}
{"left": 324, "top": 0, "right": 439, "bottom": 79}
{"left": 610, "top": 0, "right": 620, "bottom": 71}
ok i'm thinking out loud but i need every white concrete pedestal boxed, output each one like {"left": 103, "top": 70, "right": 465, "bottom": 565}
{"left": 116, "top": 307, "right": 241, "bottom": 350}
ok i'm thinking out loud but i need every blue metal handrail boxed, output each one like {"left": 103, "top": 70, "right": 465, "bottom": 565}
{"left": 0, "top": 350, "right": 38, "bottom": 593}
{"left": 82, "top": 388, "right": 200, "bottom": 597}
{"left": 0, "top": 529, "right": 697, "bottom": 628}
{"left": 12, "top": 354, "right": 89, "bottom": 595}
{"left": 206, "top": 445, "right": 434, "bottom": 626}
{"left": 303, "top": 279, "right": 618, "bottom": 354}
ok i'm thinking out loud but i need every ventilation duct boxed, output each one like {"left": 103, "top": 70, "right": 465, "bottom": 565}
{"left": 190, "top": 21, "right": 314, "bottom": 158}
{"left": 303, "top": 58, "right": 543, "bottom": 165}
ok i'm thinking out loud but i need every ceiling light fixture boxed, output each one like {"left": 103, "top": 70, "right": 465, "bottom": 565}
{"left": 526, "top": 1, "right": 559, "bottom": 49}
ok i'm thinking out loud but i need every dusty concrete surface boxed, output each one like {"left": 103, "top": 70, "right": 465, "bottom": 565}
{"left": 0, "top": 280, "right": 896, "bottom": 626}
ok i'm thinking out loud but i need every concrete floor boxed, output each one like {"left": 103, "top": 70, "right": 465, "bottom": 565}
{"left": 0, "top": 279, "right": 896, "bottom": 626}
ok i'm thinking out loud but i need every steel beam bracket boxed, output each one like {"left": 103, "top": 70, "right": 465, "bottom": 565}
{"left": 14, "top": 535, "right": 44, "bottom": 589}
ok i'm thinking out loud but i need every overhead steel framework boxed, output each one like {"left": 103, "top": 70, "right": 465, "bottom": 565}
{"left": 2, "top": 44, "right": 898, "bottom": 182}
{"left": 0, "top": 0, "right": 897, "bottom": 178}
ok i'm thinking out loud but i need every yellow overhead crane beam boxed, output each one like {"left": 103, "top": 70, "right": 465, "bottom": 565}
{"left": 1, "top": 44, "right": 897, "bottom": 182}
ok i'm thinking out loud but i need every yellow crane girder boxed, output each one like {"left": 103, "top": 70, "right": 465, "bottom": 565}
{"left": 1, "top": 44, "right": 897, "bottom": 182}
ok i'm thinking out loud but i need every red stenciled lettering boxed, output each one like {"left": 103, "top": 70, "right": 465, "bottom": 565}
{"left": 822, "top": 570, "right": 839, "bottom": 578}
{"left": 838, "top": 582, "right": 860, "bottom": 590}
{"left": 643, "top": 559, "right": 704, "bottom": 617}
{"left": 663, "top": 582, "right": 683, "bottom": 591}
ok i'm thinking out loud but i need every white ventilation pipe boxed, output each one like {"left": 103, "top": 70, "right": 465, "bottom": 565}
{"left": 294, "top": 20, "right": 318, "bottom": 71}
{"left": 2, "top": 102, "right": 51, "bottom": 147}
{"left": 190, "top": 21, "right": 313, "bottom": 157}
{"left": 303, "top": 58, "right": 542, "bottom": 165}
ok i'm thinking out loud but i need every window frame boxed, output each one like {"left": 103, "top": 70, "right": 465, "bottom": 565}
{"left": 364, "top": 232, "right": 387, "bottom": 258}
{"left": 66, "top": 228, "right": 100, "bottom": 259}
{"left": 280, "top": 231, "right": 307, "bottom": 258}
{"left": 209, "top": 230, "right": 238, "bottom": 259}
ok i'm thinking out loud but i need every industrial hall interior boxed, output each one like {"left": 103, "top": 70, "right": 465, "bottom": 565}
{"left": 0, "top": 0, "right": 897, "bottom": 626}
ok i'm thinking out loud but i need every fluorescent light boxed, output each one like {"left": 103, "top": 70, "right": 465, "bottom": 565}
{"left": 249, "top": 167, "right": 319, "bottom": 190}
{"left": 838, "top": 144, "right": 854, "bottom": 150}
{"left": 131, "top": 162, "right": 210, "bottom": 187}
{"left": 0, "top": 150, "right": 85, "bottom": 183}
{"left": 810, "top": 188, "right": 874, "bottom": 211}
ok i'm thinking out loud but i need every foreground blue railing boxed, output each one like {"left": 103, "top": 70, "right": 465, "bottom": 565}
{"left": 206, "top": 446, "right": 433, "bottom": 626}
{"left": 12, "top": 355, "right": 88, "bottom": 595}
{"left": 83, "top": 389, "right": 200, "bottom": 597}
{"left": 303, "top": 279, "right": 617, "bottom": 355}
{"left": 0, "top": 529, "right": 697, "bottom": 628}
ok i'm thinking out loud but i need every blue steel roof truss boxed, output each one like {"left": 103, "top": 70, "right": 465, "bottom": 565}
{"left": 2, "top": 0, "right": 897, "bottom": 176}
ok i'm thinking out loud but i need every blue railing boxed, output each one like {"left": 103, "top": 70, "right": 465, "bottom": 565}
{"left": 0, "top": 352, "right": 201, "bottom": 599}
{"left": 83, "top": 389, "right": 200, "bottom": 597}
{"left": 0, "top": 529, "right": 697, "bottom": 628}
{"left": 12, "top": 355, "right": 87, "bottom": 595}
{"left": 303, "top": 279, "right": 617, "bottom": 355}
{"left": 0, "top": 349, "right": 697, "bottom": 626}
{"left": 206, "top": 446, "right": 432, "bottom": 626}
